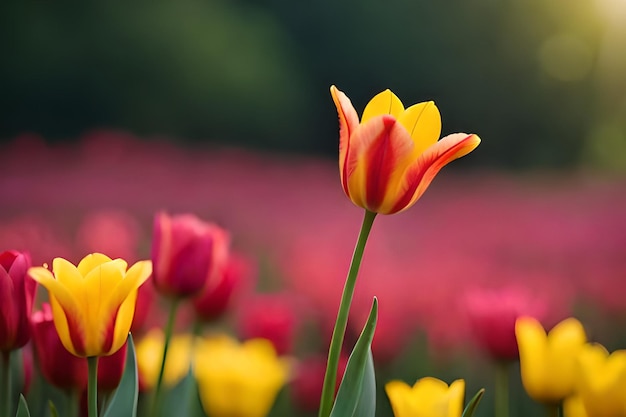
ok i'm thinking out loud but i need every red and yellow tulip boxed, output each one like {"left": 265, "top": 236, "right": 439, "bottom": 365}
{"left": 331, "top": 85, "right": 481, "bottom": 214}
{"left": 28, "top": 253, "right": 152, "bottom": 357}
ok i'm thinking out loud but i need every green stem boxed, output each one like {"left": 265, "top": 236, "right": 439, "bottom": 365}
{"left": 87, "top": 357, "right": 99, "bottom": 417}
{"left": 151, "top": 298, "right": 180, "bottom": 416}
{"left": 67, "top": 389, "right": 80, "bottom": 417}
{"left": 318, "top": 210, "right": 377, "bottom": 417}
{"left": 1, "top": 351, "right": 11, "bottom": 417}
{"left": 494, "top": 361, "right": 509, "bottom": 417}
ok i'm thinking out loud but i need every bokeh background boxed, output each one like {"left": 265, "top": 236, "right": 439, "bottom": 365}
{"left": 1, "top": 0, "right": 626, "bottom": 416}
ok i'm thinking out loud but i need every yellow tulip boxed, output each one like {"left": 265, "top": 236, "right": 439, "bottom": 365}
{"left": 576, "top": 343, "right": 626, "bottom": 417}
{"left": 136, "top": 328, "right": 193, "bottom": 390}
{"left": 515, "top": 317, "right": 587, "bottom": 405}
{"left": 28, "top": 253, "right": 152, "bottom": 357}
{"left": 385, "top": 377, "right": 465, "bottom": 417}
{"left": 331, "top": 85, "right": 480, "bottom": 214}
{"left": 194, "top": 335, "right": 290, "bottom": 417}
{"left": 563, "top": 395, "right": 589, "bottom": 417}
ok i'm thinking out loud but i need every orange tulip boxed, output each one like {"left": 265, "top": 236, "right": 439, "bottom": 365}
{"left": 331, "top": 85, "right": 480, "bottom": 214}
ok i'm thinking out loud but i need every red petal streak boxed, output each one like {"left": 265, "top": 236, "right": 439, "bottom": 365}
{"left": 349, "top": 115, "right": 413, "bottom": 211}
{"left": 65, "top": 309, "right": 87, "bottom": 357}
{"left": 102, "top": 305, "right": 122, "bottom": 354}
{"left": 331, "top": 86, "right": 360, "bottom": 196}
{"left": 390, "top": 133, "right": 480, "bottom": 214}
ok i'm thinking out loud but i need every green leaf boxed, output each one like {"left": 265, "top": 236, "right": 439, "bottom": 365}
{"left": 461, "top": 388, "right": 485, "bottom": 417}
{"left": 330, "top": 297, "right": 378, "bottom": 417}
{"left": 15, "top": 394, "right": 30, "bottom": 417}
{"left": 48, "top": 401, "right": 59, "bottom": 417}
{"left": 103, "top": 334, "right": 138, "bottom": 417}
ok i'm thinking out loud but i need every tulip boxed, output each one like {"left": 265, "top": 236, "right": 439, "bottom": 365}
{"left": 0, "top": 250, "right": 36, "bottom": 352}
{"left": 151, "top": 212, "right": 230, "bottom": 299}
{"left": 515, "top": 316, "right": 587, "bottom": 405}
{"left": 28, "top": 253, "right": 152, "bottom": 358}
{"left": 193, "top": 253, "right": 252, "bottom": 323}
{"left": 576, "top": 343, "right": 626, "bottom": 417}
{"left": 385, "top": 377, "right": 465, "bottom": 417}
{"left": 31, "top": 303, "right": 87, "bottom": 391}
{"left": 330, "top": 85, "right": 480, "bottom": 215}
{"left": 236, "top": 293, "right": 298, "bottom": 355}
{"left": 463, "top": 287, "right": 548, "bottom": 361}
{"left": 194, "top": 335, "right": 290, "bottom": 417}
{"left": 135, "top": 329, "right": 193, "bottom": 391}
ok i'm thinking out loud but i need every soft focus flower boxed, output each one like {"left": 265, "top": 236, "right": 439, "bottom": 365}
{"left": 290, "top": 354, "right": 348, "bottom": 412}
{"left": 576, "top": 343, "right": 626, "bottom": 417}
{"left": 236, "top": 293, "right": 298, "bottom": 355}
{"left": 31, "top": 303, "right": 87, "bottom": 390}
{"left": 194, "top": 335, "right": 290, "bottom": 417}
{"left": 136, "top": 328, "right": 193, "bottom": 391}
{"left": 28, "top": 253, "right": 152, "bottom": 357}
{"left": 193, "top": 252, "right": 252, "bottom": 322}
{"left": 151, "top": 212, "right": 230, "bottom": 298}
{"left": 330, "top": 85, "right": 480, "bottom": 214}
{"left": 516, "top": 316, "right": 587, "bottom": 404}
{"left": 130, "top": 281, "right": 156, "bottom": 336}
{"left": 31, "top": 303, "right": 128, "bottom": 392}
{"left": 385, "top": 377, "right": 465, "bottom": 417}
{"left": 463, "top": 287, "right": 548, "bottom": 361}
{"left": 0, "top": 250, "right": 36, "bottom": 352}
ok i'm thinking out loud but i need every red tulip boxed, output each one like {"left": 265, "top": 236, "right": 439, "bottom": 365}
{"left": 193, "top": 253, "right": 253, "bottom": 322}
{"left": 0, "top": 250, "right": 36, "bottom": 352}
{"left": 463, "top": 287, "right": 548, "bottom": 361}
{"left": 151, "top": 212, "right": 230, "bottom": 298}
{"left": 237, "top": 293, "right": 298, "bottom": 355}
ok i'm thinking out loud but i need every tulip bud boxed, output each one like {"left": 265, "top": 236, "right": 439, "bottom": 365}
{"left": 151, "top": 212, "right": 230, "bottom": 298}
{"left": 0, "top": 250, "right": 36, "bottom": 352}
{"left": 193, "top": 253, "right": 252, "bottom": 322}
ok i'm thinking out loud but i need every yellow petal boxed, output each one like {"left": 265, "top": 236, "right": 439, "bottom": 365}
{"left": 447, "top": 379, "right": 466, "bottom": 417}
{"left": 385, "top": 380, "right": 413, "bottom": 417}
{"left": 52, "top": 258, "right": 84, "bottom": 288}
{"left": 396, "top": 101, "right": 441, "bottom": 155}
{"left": 107, "top": 289, "right": 137, "bottom": 355}
{"left": 361, "top": 89, "right": 404, "bottom": 124}
{"left": 77, "top": 253, "right": 114, "bottom": 277}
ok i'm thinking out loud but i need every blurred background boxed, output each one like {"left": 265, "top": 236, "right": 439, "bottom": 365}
{"left": 1, "top": 0, "right": 626, "bottom": 416}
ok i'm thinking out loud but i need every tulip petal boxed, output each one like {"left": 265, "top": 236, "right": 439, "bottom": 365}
{"left": 388, "top": 133, "right": 481, "bottom": 214}
{"left": 30, "top": 266, "right": 87, "bottom": 356}
{"left": 52, "top": 258, "right": 84, "bottom": 289}
{"left": 385, "top": 380, "right": 412, "bottom": 417}
{"left": 77, "top": 253, "right": 114, "bottom": 277}
{"left": 361, "top": 89, "right": 404, "bottom": 123}
{"left": 448, "top": 379, "right": 466, "bottom": 417}
{"left": 346, "top": 115, "right": 415, "bottom": 211}
{"left": 108, "top": 289, "right": 137, "bottom": 355}
{"left": 396, "top": 101, "right": 441, "bottom": 155}
{"left": 330, "top": 86, "right": 360, "bottom": 195}
{"left": 0, "top": 267, "right": 17, "bottom": 349}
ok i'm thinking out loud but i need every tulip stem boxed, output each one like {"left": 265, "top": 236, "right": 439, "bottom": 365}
{"left": 68, "top": 389, "right": 80, "bottom": 417}
{"left": 87, "top": 356, "right": 99, "bottom": 417}
{"left": 152, "top": 298, "right": 180, "bottom": 416}
{"left": 545, "top": 404, "right": 562, "bottom": 417}
{"left": 495, "top": 361, "right": 509, "bottom": 417}
{"left": 1, "top": 351, "right": 11, "bottom": 417}
{"left": 318, "top": 209, "right": 377, "bottom": 417}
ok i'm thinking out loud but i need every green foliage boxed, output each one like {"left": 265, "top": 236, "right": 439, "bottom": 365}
{"left": 15, "top": 395, "right": 30, "bottom": 417}
{"left": 462, "top": 389, "right": 485, "bottom": 417}
{"left": 330, "top": 297, "right": 378, "bottom": 417}
{"left": 2, "top": 0, "right": 624, "bottom": 169}
{"left": 103, "top": 335, "right": 138, "bottom": 417}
